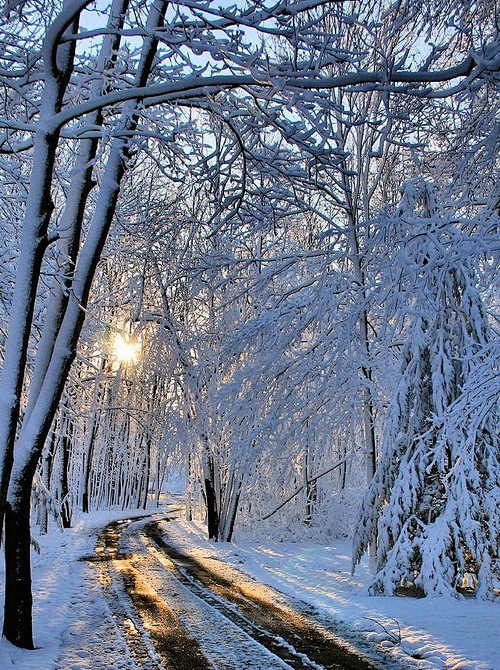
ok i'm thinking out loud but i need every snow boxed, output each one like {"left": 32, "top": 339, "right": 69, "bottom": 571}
{"left": 0, "top": 502, "right": 497, "bottom": 669}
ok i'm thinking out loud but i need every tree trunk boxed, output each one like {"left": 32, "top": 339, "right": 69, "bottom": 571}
{"left": 0, "top": 3, "right": 81, "bottom": 538}
{"left": 219, "top": 471, "right": 242, "bottom": 543}
{"left": 303, "top": 437, "right": 316, "bottom": 526}
{"left": 220, "top": 490, "right": 240, "bottom": 543}
{"left": 82, "top": 416, "right": 98, "bottom": 514}
{"left": 3, "top": 482, "right": 35, "bottom": 648}
{"left": 204, "top": 475, "right": 220, "bottom": 540}
{"left": 139, "top": 436, "right": 151, "bottom": 510}
{"left": 305, "top": 479, "right": 317, "bottom": 527}
{"left": 60, "top": 418, "right": 72, "bottom": 528}
{"left": 202, "top": 437, "right": 220, "bottom": 540}
{"left": 37, "top": 435, "right": 54, "bottom": 535}
{"left": 185, "top": 450, "right": 193, "bottom": 521}
{"left": 1, "top": 2, "right": 167, "bottom": 646}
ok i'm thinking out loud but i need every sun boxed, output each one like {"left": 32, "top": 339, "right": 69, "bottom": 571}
{"left": 112, "top": 333, "right": 140, "bottom": 366}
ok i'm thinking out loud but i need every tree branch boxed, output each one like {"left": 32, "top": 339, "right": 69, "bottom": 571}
{"left": 260, "top": 456, "right": 348, "bottom": 521}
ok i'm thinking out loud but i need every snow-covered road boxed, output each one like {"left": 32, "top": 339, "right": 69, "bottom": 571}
{"left": 93, "top": 516, "right": 389, "bottom": 669}
{"left": 0, "top": 505, "right": 496, "bottom": 669}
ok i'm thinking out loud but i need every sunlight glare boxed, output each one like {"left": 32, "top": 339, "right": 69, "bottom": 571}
{"left": 112, "top": 333, "right": 140, "bottom": 365}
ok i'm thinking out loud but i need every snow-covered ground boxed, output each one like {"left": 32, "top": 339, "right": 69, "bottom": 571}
{"left": 0, "top": 502, "right": 498, "bottom": 669}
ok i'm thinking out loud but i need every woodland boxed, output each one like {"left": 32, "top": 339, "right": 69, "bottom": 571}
{"left": 0, "top": 0, "right": 498, "bottom": 651}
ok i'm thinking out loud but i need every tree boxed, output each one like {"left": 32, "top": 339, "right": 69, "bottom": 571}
{"left": 352, "top": 179, "right": 500, "bottom": 599}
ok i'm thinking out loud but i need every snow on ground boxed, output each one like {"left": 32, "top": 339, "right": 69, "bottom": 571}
{"left": 162, "top": 517, "right": 499, "bottom": 670}
{"left": 0, "top": 501, "right": 498, "bottom": 670}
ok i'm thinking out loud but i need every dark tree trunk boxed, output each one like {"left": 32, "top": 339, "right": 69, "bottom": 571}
{"left": 60, "top": 420, "right": 72, "bottom": 528}
{"left": 204, "top": 475, "right": 219, "bottom": 540}
{"left": 3, "top": 485, "right": 34, "bottom": 649}
{"left": 140, "top": 437, "right": 151, "bottom": 510}
{"left": 202, "top": 436, "right": 220, "bottom": 540}
{"left": 222, "top": 488, "right": 241, "bottom": 543}
{"left": 304, "top": 442, "right": 316, "bottom": 526}
{"left": 82, "top": 417, "right": 99, "bottom": 514}
{"left": 37, "top": 434, "right": 55, "bottom": 535}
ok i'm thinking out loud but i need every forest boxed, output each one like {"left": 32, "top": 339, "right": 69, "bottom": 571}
{"left": 0, "top": 0, "right": 498, "bottom": 651}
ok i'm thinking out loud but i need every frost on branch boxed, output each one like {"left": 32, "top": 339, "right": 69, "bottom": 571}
{"left": 352, "top": 179, "right": 500, "bottom": 599}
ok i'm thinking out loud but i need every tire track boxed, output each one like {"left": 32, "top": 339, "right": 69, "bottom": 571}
{"left": 144, "top": 520, "right": 379, "bottom": 670}
{"left": 92, "top": 520, "right": 211, "bottom": 670}
{"left": 94, "top": 517, "right": 394, "bottom": 670}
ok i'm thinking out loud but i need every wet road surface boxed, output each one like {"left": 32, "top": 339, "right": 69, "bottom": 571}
{"left": 89, "top": 516, "right": 397, "bottom": 670}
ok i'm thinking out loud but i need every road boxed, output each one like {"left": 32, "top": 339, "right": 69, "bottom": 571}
{"left": 90, "top": 515, "right": 399, "bottom": 670}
